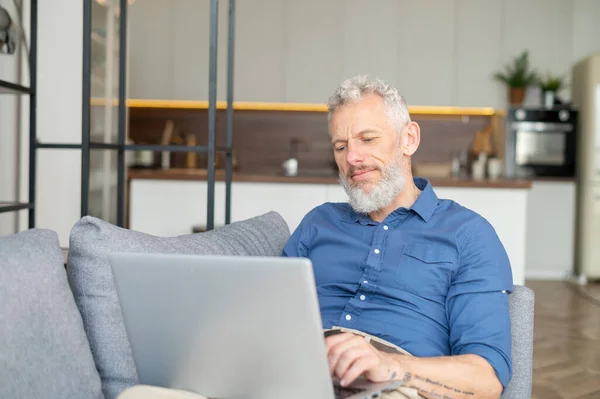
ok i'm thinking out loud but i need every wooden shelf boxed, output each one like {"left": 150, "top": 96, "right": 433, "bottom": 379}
{"left": 90, "top": 97, "right": 505, "bottom": 117}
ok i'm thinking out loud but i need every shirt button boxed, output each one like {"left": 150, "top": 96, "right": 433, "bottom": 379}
{"left": 360, "top": 295, "right": 366, "bottom": 301}
{"left": 374, "top": 249, "right": 380, "bottom": 254}
{"left": 363, "top": 280, "right": 368, "bottom": 284}
{"left": 383, "top": 225, "right": 389, "bottom": 230}
{"left": 345, "top": 314, "right": 352, "bottom": 321}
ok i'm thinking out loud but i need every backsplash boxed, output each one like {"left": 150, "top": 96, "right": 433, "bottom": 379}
{"left": 126, "top": 107, "right": 504, "bottom": 175}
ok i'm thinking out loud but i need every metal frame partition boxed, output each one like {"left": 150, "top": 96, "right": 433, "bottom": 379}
{"left": 23, "top": 0, "right": 236, "bottom": 232}
{"left": 0, "top": 0, "right": 38, "bottom": 229}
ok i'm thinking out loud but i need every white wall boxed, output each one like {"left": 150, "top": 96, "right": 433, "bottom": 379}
{"left": 4, "top": 0, "right": 83, "bottom": 246}
{"left": 28, "top": 0, "right": 83, "bottom": 247}
{"left": 128, "top": 0, "right": 600, "bottom": 107}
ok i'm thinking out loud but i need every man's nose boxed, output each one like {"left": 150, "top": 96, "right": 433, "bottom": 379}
{"left": 346, "top": 146, "right": 364, "bottom": 166}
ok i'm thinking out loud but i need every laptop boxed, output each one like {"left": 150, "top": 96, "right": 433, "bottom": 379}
{"left": 108, "top": 252, "right": 403, "bottom": 399}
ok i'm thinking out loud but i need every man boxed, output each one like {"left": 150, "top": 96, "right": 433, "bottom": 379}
{"left": 282, "top": 75, "right": 513, "bottom": 399}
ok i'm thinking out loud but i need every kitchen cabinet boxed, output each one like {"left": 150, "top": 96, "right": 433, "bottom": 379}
{"left": 525, "top": 180, "right": 576, "bottom": 279}
{"left": 127, "top": 0, "right": 230, "bottom": 101}
{"left": 129, "top": 179, "right": 528, "bottom": 285}
{"left": 282, "top": 0, "right": 343, "bottom": 103}
{"left": 234, "top": 0, "right": 287, "bottom": 102}
{"left": 396, "top": 0, "right": 455, "bottom": 106}
{"left": 129, "top": 180, "right": 328, "bottom": 237}
{"left": 127, "top": 0, "right": 174, "bottom": 100}
{"left": 454, "top": 0, "right": 504, "bottom": 107}
{"left": 340, "top": 0, "right": 400, "bottom": 90}
{"left": 126, "top": 0, "right": 600, "bottom": 107}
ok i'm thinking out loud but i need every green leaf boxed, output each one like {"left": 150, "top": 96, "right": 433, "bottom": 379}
{"left": 492, "top": 50, "right": 539, "bottom": 88}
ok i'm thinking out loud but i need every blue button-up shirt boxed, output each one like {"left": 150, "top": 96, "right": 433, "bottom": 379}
{"left": 282, "top": 177, "right": 513, "bottom": 390}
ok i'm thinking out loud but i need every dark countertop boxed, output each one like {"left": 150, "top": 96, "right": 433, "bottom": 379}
{"left": 128, "top": 168, "right": 535, "bottom": 189}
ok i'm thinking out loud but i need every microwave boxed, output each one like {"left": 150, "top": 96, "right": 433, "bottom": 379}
{"left": 504, "top": 107, "right": 578, "bottom": 178}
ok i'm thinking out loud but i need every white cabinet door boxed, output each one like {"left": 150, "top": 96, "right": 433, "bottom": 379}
{"left": 396, "top": 0, "right": 455, "bottom": 106}
{"left": 234, "top": 0, "right": 287, "bottom": 102}
{"left": 231, "top": 182, "right": 328, "bottom": 233}
{"left": 454, "top": 0, "right": 504, "bottom": 107}
{"left": 129, "top": 180, "right": 227, "bottom": 236}
{"left": 128, "top": 0, "right": 175, "bottom": 100}
{"left": 525, "top": 181, "right": 575, "bottom": 279}
{"left": 283, "top": 0, "right": 343, "bottom": 103}
{"left": 341, "top": 0, "right": 400, "bottom": 88}
{"left": 130, "top": 180, "right": 328, "bottom": 236}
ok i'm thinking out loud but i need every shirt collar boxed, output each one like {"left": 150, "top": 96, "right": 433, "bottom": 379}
{"left": 410, "top": 177, "right": 438, "bottom": 222}
{"left": 341, "top": 177, "right": 439, "bottom": 224}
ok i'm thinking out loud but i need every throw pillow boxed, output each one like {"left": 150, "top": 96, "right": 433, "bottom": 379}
{"left": 66, "top": 211, "right": 290, "bottom": 399}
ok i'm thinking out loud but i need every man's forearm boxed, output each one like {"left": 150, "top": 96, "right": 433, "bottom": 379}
{"left": 389, "top": 353, "right": 502, "bottom": 399}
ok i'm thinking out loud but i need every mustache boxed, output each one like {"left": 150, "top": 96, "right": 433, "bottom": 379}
{"left": 346, "top": 165, "right": 380, "bottom": 178}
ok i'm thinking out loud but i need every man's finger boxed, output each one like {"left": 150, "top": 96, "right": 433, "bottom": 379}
{"left": 324, "top": 332, "right": 356, "bottom": 348}
{"left": 333, "top": 345, "right": 372, "bottom": 381}
{"left": 327, "top": 335, "right": 368, "bottom": 373}
{"left": 339, "top": 356, "right": 379, "bottom": 387}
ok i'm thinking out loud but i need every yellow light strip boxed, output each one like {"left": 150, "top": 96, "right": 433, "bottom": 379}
{"left": 90, "top": 98, "right": 503, "bottom": 116}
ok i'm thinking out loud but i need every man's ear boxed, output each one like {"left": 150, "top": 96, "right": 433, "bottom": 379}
{"left": 402, "top": 121, "right": 420, "bottom": 156}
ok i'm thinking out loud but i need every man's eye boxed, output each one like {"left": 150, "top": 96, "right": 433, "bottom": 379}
{"left": 364, "top": 138, "right": 374, "bottom": 142}
{"left": 334, "top": 146, "right": 346, "bottom": 152}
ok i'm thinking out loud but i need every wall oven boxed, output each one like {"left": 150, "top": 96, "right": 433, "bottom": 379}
{"left": 504, "top": 107, "right": 578, "bottom": 178}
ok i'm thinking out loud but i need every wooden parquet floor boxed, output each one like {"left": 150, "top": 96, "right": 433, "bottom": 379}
{"left": 528, "top": 280, "right": 600, "bottom": 399}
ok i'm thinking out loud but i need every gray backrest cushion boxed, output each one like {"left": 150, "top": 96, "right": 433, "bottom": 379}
{"left": 66, "top": 212, "right": 290, "bottom": 399}
{"left": 502, "top": 285, "right": 535, "bottom": 399}
{"left": 0, "top": 229, "right": 104, "bottom": 399}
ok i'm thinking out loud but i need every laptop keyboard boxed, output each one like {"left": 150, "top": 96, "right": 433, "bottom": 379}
{"left": 333, "top": 384, "right": 367, "bottom": 399}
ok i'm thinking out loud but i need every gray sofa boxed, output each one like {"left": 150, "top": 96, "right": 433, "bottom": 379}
{"left": 0, "top": 211, "right": 534, "bottom": 399}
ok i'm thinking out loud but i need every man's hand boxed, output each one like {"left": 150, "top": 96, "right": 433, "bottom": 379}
{"left": 325, "top": 332, "right": 503, "bottom": 399}
{"left": 325, "top": 332, "right": 402, "bottom": 387}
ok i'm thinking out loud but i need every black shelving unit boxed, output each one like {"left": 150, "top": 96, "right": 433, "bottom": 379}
{"left": 18, "top": 0, "right": 235, "bottom": 232}
{"left": 0, "top": 1, "right": 37, "bottom": 229}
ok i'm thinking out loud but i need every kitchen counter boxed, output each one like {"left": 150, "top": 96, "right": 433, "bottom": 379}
{"left": 128, "top": 168, "right": 533, "bottom": 189}
{"left": 128, "top": 168, "right": 531, "bottom": 285}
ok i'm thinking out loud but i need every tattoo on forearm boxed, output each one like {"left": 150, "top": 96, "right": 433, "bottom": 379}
{"left": 401, "top": 372, "right": 475, "bottom": 397}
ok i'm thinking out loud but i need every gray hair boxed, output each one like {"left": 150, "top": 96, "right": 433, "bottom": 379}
{"left": 327, "top": 75, "right": 411, "bottom": 133}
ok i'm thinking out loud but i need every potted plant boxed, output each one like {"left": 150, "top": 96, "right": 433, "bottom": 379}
{"left": 493, "top": 50, "right": 539, "bottom": 105}
{"left": 539, "top": 72, "right": 567, "bottom": 108}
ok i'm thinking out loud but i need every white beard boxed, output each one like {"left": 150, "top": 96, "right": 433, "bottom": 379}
{"left": 339, "top": 151, "right": 406, "bottom": 214}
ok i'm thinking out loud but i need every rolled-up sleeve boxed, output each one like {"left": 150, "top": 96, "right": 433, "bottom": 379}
{"left": 446, "top": 217, "right": 514, "bottom": 391}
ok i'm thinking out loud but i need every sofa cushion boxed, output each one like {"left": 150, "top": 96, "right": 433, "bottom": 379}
{"left": 0, "top": 228, "right": 104, "bottom": 399}
{"left": 67, "top": 212, "right": 290, "bottom": 399}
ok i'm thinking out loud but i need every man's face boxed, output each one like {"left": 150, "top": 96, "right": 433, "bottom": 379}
{"left": 329, "top": 93, "right": 408, "bottom": 213}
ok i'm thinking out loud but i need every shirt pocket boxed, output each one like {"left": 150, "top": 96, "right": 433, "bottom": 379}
{"left": 395, "top": 244, "right": 457, "bottom": 298}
